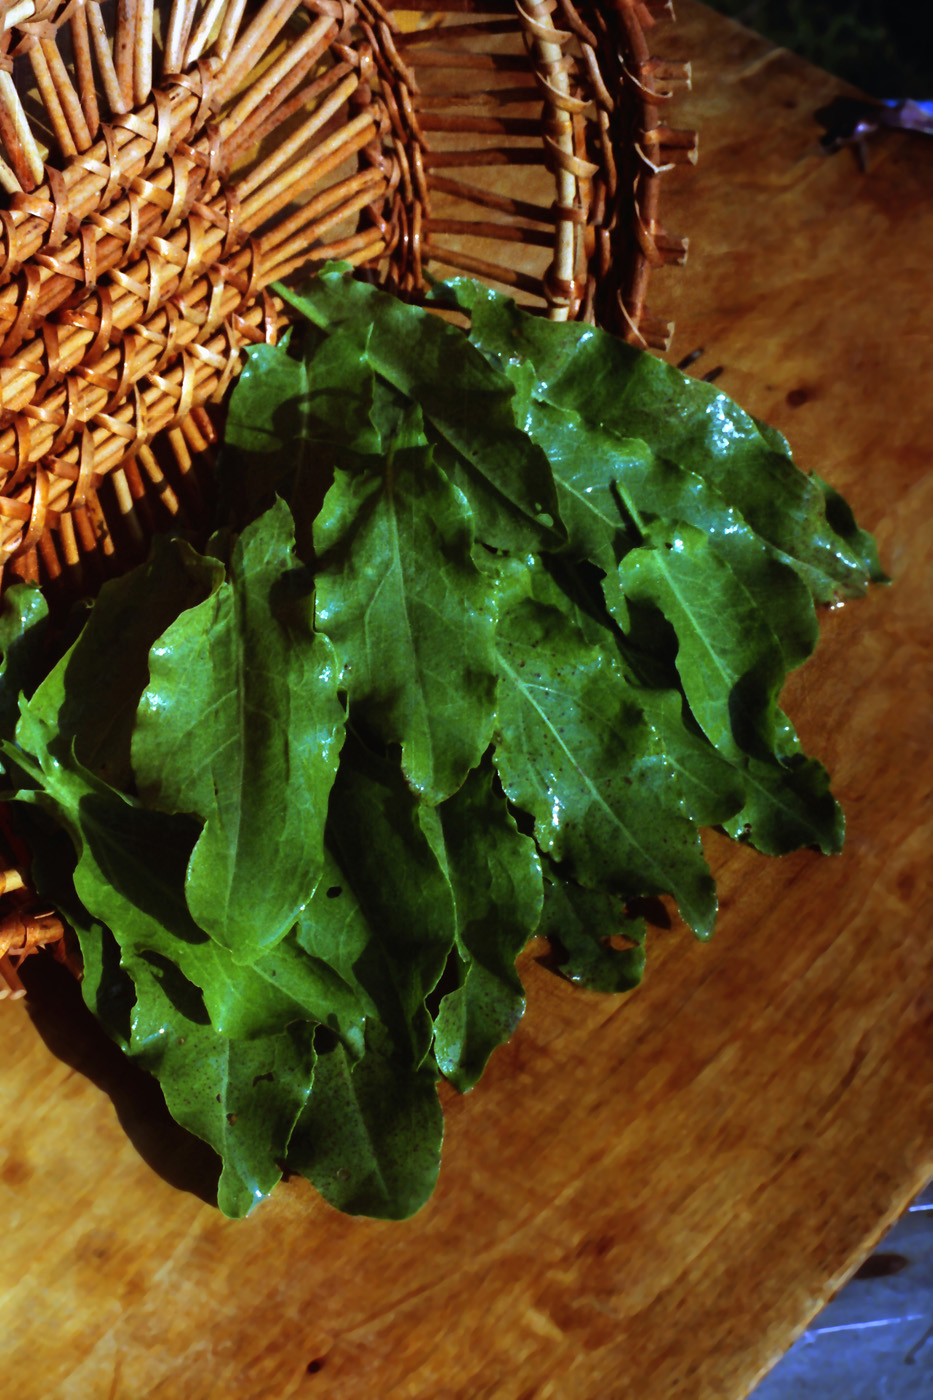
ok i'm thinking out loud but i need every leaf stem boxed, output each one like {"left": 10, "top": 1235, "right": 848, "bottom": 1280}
{"left": 271, "top": 279, "right": 331, "bottom": 331}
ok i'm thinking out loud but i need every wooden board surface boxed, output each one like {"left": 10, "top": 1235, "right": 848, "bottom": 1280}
{"left": 2, "top": 4, "right": 932, "bottom": 1397}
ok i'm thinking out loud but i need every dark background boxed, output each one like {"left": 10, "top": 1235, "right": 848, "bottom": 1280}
{"left": 702, "top": 1, "right": 933, "bottom": 96}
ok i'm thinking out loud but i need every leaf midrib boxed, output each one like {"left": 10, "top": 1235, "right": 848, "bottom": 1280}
{"left": 496, "top": 648, "right": 675, "bottom": 893}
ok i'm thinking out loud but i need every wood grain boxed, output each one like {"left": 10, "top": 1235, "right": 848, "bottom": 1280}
{"left": 2, "top": 4, "right": 931, "bottom": 1397}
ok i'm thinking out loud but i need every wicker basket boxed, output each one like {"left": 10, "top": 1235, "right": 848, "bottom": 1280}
{"left": 0, "top": 0, "right": 694, "bottom": 997}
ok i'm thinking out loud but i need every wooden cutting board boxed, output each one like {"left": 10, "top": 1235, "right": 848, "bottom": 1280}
{"left": 2, "top": 4, "right": 931, "bottom": 1397}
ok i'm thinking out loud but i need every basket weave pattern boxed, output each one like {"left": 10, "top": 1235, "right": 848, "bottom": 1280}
{"left": 0, "top": 0, "right": 693, "bottom": 997}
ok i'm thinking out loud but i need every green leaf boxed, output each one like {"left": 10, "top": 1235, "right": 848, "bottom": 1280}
{"left": 34, "top": 537, "right": 222, "bottom": 790}
{"left": 538, "top": 870, "right": 647, "bottom": 994}
{"left": 4, "top": 715, "right": 207, "bottom": 957}
{"left": 510, "top": 391, "right": 820, "bottom": 671}
{"left": 225, "top": 335, "right": 310, "bottom": 456}
{"left": 9, "top": 703, "right": 359, "bottom": 1053}
{"left": 224, "top": 333, "right": 308, "bottom": 453}
{"left": 722, "top": 717, "right": 844, "bottom": 857}
{"left": 812, "top": 472, "right": 888, "bottom": 584}
{"left": 285, "top": 1024, "right": 442, "bottom": 1221}
{"left": 133, "top": 499, "right": 346, "bottom": 962}
{"left": 128, "top": 953, "right": 315, "bottom": 1218}
{"left": 8, "top": 800, "right": 136, "bottom": 1048}
{"left": 229, "top": 321, "right": 393, "bottom": 460}
{"left": 186, "top": 927, "right": 364, "bottom": 1044}
{"left": 632, "top": 684, "right": 747, "bottom": 830}
{"left": 0, "top": 583, "right": 49, "bottom": 744}
{"left": 497, "top": 552, "right": 747, "bottom": 831}
{"left": 618, "top": 521, "right": 843, "bottom": 854}
{"left": 220, "top": 324, "right": 385, "bottom": 557}
{"left": 81, "top": 923, "right": 135, "bottom": 1050}
{"left": 453, "top": 282, "right": 875, "bottom": 600}
{"left": 4, "top": 735, "right": 318, "bottom": 1216}
{"left": 5, "top": 735, "right": 320, "bottom": 1216}
{"left": 619, "top": 522, "right": 789, "bottom": 761}
{"left": 296, "top": 732, "right": 457, "bottom": 1065}
{"left": 428, "top": 760, "right": 542, "bottom": 1092}
{"left": 491, "top": 578, "right": 717, "bottom": 938}
{"left": 314, "top": 443, "right": 498, "bottom": 803}
{"left": 278, "top": 271, "right": 565, "bottom": 552}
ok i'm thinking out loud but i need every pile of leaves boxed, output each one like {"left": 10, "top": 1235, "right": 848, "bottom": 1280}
{"left": 0, "top": 267, "right": 883, "bottom": 1220}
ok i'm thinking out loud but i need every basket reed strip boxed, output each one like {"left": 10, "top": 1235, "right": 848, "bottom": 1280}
{"left": 0, "top": 306, "right": 272, "bottom": 560}
{"left": 0, "top": 908, "right": 65, "bottom": 993}
{"left": 0, "top": 12, "right": 345, "bottom": 351}
{"left": 374, "top": 0, "right": 689, "bottom": 329}
{"left": 13, "top": 0, "right": 326, "bottom": 146}
{"left": 0, "top": 188, "right": 384, "bottom": 491}
{"left": 0, "top": 82, "right": 217, "bottom": 283}
{"left": 517, "top": 0, "right": 592, "bottom": 319}
{"left": 0, "top": 952, "right": 26, "bottom": 997}
{"left": 0, "top": 102, "right": 379, "bottom": 426}
{"left": 0, "top": 217, "right": 390, "bottom": 562}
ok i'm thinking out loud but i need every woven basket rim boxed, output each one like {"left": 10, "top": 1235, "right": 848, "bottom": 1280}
{"left": 0, "top": 0, "right": 695, "bottom": 995}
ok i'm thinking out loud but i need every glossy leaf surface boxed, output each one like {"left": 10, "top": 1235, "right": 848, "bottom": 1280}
{"left": 429, "top": 762, "right": 542, "bottom": 1092}
{"left": 0, "top": 270, "right": 881, "bottom": 1222}
{"left": 133, "top": 500, "right": 345, "bottom": 961}
{"left": 314, "top": 443, "right": 497, "bottom": 804}
{"left": 492, "top": 581, "right": 717, "bottom": 938}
